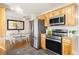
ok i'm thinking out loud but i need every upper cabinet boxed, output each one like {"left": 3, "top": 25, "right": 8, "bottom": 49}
{"left": 37, "top": 15, "right": 46, "bottom": 20}
{"left": 64, "top": 4, "right": 77, "bottom": 26}
{"left": 37, "top": 4, "right": 77, "bottom": 27}
{"left": 0, "top": 6, "right": 6, "bottom": 55}
{"left": 0, "top": 6, "right": 6, "bottom": 36}
{"left": 59, "top": 8, "right": 65, "bottom": 15}
{"left": 53, "top": 10, "right": 61, "bottom": 16}
{"left": 44, "top": 14, "right": 50, "bottom": 27}
{"left": 37, "top": 14, "right": 49, "bottom": 27}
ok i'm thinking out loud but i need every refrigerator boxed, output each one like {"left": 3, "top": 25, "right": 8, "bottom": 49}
{"left": 30, "top": 19, "right": 46, "bottom": 49}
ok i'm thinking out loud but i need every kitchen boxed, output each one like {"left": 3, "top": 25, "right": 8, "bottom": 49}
{"left": 0, "top": 3, "right": 79, "bottom": 55}
{"left": 37, "top": 3, "right": 78, "bottom": 55}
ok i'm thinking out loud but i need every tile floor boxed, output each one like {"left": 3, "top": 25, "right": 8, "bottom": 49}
{"left": 6, "top": 45, "right": 48, "bottom": 55}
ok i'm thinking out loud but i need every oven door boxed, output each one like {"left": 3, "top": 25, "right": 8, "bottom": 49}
{"left": 46, "top": 39, "right": 62, "bottom": 55}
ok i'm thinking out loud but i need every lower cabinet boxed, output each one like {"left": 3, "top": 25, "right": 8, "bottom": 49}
{"left": 41, "top": 34, "right": 46, "bottom": 49}
{"left": 0, "top": 48, "right": 6, "bottom": 55}
{"left": 0, "top": 39, "right": 6, "bottom": 55}
{"left": 62, "top": 37, "right": 72, "bottom": 55}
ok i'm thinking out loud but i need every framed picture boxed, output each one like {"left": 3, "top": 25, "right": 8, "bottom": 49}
{"left": 7, "top": 19, "right": 24, "bottom": 30}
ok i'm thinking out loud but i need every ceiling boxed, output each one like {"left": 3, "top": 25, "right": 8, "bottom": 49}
{"left": 4, "top": 3, "right": 68, "bottom": 16}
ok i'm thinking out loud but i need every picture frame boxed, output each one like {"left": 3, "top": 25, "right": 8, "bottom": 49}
{"left": 7, "top": 19, "right": 24, "bottom": 30}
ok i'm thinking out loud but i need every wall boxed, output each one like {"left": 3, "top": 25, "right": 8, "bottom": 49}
{"left": 76, "top": 3, "right": 79, "bottom": 55}
{"left": 34, "top": 15, "right": 38, "bottom": 48}
{"left": 6, "top": 9, "right": 31, "bottom": 40}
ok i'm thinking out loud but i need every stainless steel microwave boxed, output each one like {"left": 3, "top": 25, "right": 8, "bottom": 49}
{"left": 50, "top": 15, "right": 65, "bottom": 26}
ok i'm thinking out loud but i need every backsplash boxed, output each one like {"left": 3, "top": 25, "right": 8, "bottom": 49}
{"left": 46, "top": 26, "right": 78, "bottom": 35}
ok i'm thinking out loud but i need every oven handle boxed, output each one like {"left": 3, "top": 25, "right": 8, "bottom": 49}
{"left": 46, "top": 38, "right": 61, "bottom": 43}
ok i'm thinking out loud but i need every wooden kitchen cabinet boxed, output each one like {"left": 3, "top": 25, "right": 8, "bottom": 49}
{"left": 53, "top": 10, "right": 61, "bottom": 16}
{"left": 0, "top": 6, "right": 6, "bottom": 55}
{"left": 41, "top": 34, "right": 46, "bottom": 49}
{"left": 48, "top": 12, "right": 53, "bottom": 18}
{"left": 62, "top": 37, "right": 72, "bottom": 55}
{"left": 64, "top": 4, "right": 77, "bottom": 26}
{"left": 0, "top": 48, "right": 6, "bottom": 55}
{"left": 37, "top": 15, "right": 45, "bottom": 20}
{"left": 48, "top": 8, "right": 64, "bottom": 18}
{"left": 44, "top": 14, "right": 50, "bottom": 27}
{"left": 37, "top": 4, "right": 77, "bottom": 27}
{"left": 37, "top": 14, "right": 49, "bottom": 27}
{"left": 59, "top": 8, "right": 65, "bottom": 15}
{"left": 0, "top": 7, "right": 6, "bottom": 36}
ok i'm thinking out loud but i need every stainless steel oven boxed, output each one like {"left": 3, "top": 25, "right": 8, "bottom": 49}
{"left": 46, "top": 29, "right": 68, "bottom": 55}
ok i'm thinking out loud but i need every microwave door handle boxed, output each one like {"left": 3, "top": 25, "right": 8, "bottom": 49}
{"left": 59, "top": 17, "right": 60, "bottom": 23}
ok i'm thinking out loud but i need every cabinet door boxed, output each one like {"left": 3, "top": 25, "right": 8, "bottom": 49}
{"left": 0, "top": 48, "right": 6, "bottom": 55}
{"left": 53, "top": 10, "right": 60, "bottom": 16}
{"left": 0, "top": 7, "right": 6, "bottom": 36}
{"left": 48, "top": 12, "right": 53, "bottom": 18}
{"left": 37, "top": 15, "right": 47, "bottom": 27}
{"left": 70, "top": 5, "right": 77, "bottom": 26}
{"left": 62, "top": 37, "right": 72, "bottom": 55}
{"left": 64, "top": 5, "right": 77, "bottom": 26}
{"left": 37, "top": 15, "right": 45, "bottom": 20}
{"left": 41, "top": 34, "right": 46, "bottom": 49}
{"left": 64, "top": 7, "right": 68, "bottom": 25}
{"left": 49, "top": 9, "right": 64, "bottom": 18}
{"left": 59, "top": 8, "right": 65, "bottom": 15}
{"left": 44, "top": 14, "right": 49, "bottom": 27}
{"left": 0, "top": 7, "right": 6, "bottom": 55}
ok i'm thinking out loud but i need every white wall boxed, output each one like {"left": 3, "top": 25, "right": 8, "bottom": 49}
{"left": 6, "top": 9, "right": 31, "bottom": 40}
{"left": 34, "top": 17, "right": 38, "bottom": 48}
{"left": 76, "top": 3, "right": 79, "bottom": 55}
